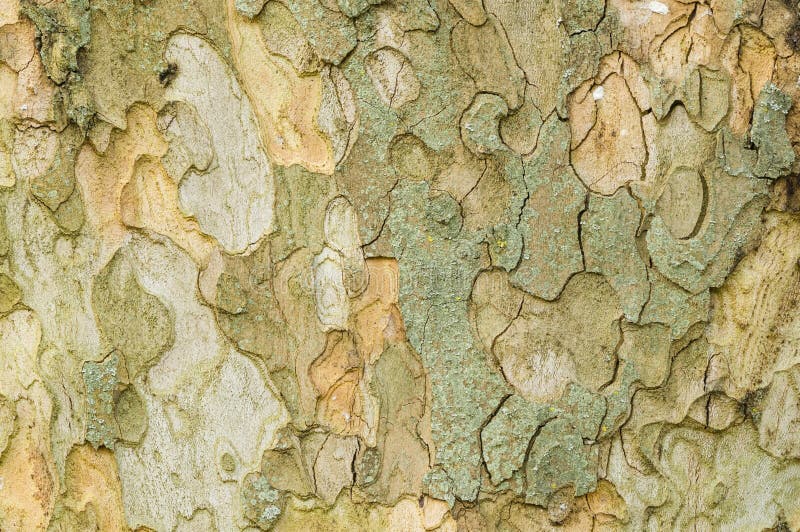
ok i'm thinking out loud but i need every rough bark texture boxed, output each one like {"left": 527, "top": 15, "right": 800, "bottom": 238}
{"left": 2, "top": 0, "right": 800, "bottom": 530}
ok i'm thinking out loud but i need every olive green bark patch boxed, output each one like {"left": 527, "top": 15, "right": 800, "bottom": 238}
{"left": 28, "top": 126, "right": 83, "bottom": 213}
{"left": 0, "top": 273, "right": 21, "bottom": 314}
{"left": 214, "top": 245, "right": 294, "bottom": 367}
{"left": 684, "top": 67, "right": 729, "bottom": 132}
{"left": 618, "top": 322, "right": 671, "bottom": 388}
{"left": 646, "top": 164, "right": 769, "bottom": 294}
{"left": 559, "top": 0, "right": 605, "bottom": 35}
{"left": 262, "top": 444, "right": 315, "bottom": 498}
{"left": 92, "top": 252, "right": 173, "bottom": 377}
{"left": 53, "top": 190, "right": 85, "bottom": 233}
{"left": 21, "top": 0, "right": 91, "bottom": 84}
{"left": 389, "top": 134, "right": 440, "bottom": 181}
{"left": 114, "top": 386, "right": 147, "bottom": 444}
{"left": 0, "top": 205, "right": 8, "bottom": 257}
{"left": 500, "top": 87, "right": 543, "bottom": 155}
{"left": 360, "top": 342, "right": 428, "bottom": 503}
{"left": 81, "top": 0, "right": 219, "bottom": 128}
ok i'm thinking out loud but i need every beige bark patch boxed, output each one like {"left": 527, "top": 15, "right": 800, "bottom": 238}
{"left": 571, "top": 73, "right": 646, "bottom": 194}
{"left": 56, "top": 445, "right": 128, "bottom": 531}
{"left": 366, "top": 48, "right": 421, "bottom": 109}
{"left": 76, "top": 105, "right": 168, "bottom": 265}
{"left": 120, "top": 157, "right": 214, "bottom": 266}
{"left": 9, "top": 25, "right": 59, "bottom": 126}
{"left": 655, "top": 167, "right": 705, "bottom": 239}
{"left": 226, "top": 0, "right": 335, "bottom": 174}
{"left": 485, "top": 0, "right": 568, "bottom": 114}
{"left": 0, "top": 311, "right": 56, "bottom": 532}
{"left": 451, "top": 15, "right": 526, "bottom": 110}
{"left": 448, "top": 0, "right": 486, "bottom": 25}
{"left": 0, "top": 0, "right": 18, "bottom": 26}
{"left": 494, "top": 273, "right": 622, "bottom": 402}
{"left": 706, "top": 213, "right": 800, "bottom": 400}
{"left": 758, "top": 365, "right": 800, "bottom": 459}
{"left": 311, "top": 258, "right": 408, "bottom": 444}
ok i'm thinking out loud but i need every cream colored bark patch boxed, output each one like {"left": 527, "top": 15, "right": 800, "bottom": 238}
{"left": 313, "top": 196, "right": 368, "bottom": 331}
{"left": 0, "top": 311, "right": 56, "bottom": 531}
{"left": 110, "top": 235, "right": 288, "bottom": 531}
{"left": 164, "top": 34, "right": 275, "bottom": 254}
{"left": 0, "top": 0, "right": 18, "bottom": 26}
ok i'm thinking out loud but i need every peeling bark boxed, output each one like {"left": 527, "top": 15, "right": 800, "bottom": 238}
{"left": 2, "top": 0, "right": 800, "bottom": 529}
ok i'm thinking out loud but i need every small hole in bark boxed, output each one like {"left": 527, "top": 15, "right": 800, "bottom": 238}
{"left": 159, "top": 63, "right": 178, "bottom": 86}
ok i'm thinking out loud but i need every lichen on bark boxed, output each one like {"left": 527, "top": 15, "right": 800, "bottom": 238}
{"left": 3, "top": 0, "right": 800, "bottom": 529}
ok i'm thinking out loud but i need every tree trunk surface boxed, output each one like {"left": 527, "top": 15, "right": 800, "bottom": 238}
{"left": 1, "top": 0, "right": 800, "bottom": 529}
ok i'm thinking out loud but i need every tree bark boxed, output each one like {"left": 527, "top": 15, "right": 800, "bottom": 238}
{"left": 1, "top": 0, "right": 800, "bottom": 529}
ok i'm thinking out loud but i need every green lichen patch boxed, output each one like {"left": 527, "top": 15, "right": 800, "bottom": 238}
{"left": 460, "top": 93, "right": 508, "bottom": 157}
{"left": 639, "top": 270, "right": 710, "bottom": 339}
{"left": 720, "top": 84, "right": 796, "bottom": 182}
{"left": 241, "top": 472, "right": 285, "bottom": 530}
{"left": 387, "top": 180, "right": 509, "bottom": 502}
{"left": 511, "top": 115, "right": 586, "bottom": 300}
{"left": 481, "top": 395, "right": 552, "bottom": 485}
{"left": 82, "top": 351, "right": 124, "bottom": 449}
{"left": 581, "top": 189, "right": 648, "bottom": 321}
{"left": 235, "top": 0, "right": 267, "bottom": 18}
{"left": 287, "top": 0, "right": 357, "bottom": 66}
{"left": 524, "top": 417, "right": 598, "bottom": 506}
{"left": 752, "top": 83, "right": 796, "bottom": 179}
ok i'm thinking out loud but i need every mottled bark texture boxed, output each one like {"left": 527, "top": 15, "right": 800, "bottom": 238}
{"left": 2, "top": 0, "right": 800, "bottom": 530}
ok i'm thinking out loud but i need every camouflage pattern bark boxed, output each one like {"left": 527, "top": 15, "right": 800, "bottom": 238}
{"left": 1, "top": 0, "right": 800, "bottom": 529}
